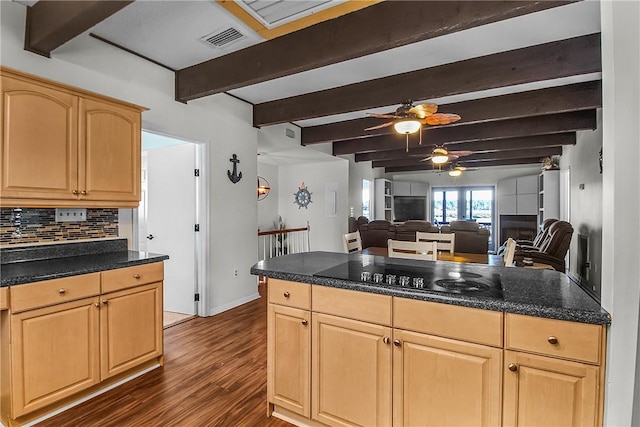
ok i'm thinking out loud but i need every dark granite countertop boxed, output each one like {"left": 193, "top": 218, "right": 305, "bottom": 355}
{"left": 1, "top": 239, "right": 169, "bottom": 287}
{"left": 251, "top": 251, "right": 611, "bottom": 325}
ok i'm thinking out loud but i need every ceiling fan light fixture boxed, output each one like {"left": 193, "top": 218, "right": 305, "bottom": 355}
{"left": 431, "top": 147, "right": 449, "bottom": 164}
{"left": 393, "top": 118, "right": 421, "bottom": 135}
{"left": 448, "top": 169, "right": 462, "bottom": 177}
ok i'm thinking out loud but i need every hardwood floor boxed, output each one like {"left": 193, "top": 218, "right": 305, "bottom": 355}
{"left": 37, "top": 284, "right": 293, "bottom": 427}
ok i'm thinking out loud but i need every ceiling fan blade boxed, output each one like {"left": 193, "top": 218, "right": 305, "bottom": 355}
{"left": 364, "top": 121, "right": 395, "bottom": 131}
{"left": 419, "top": 156, "right": 433, "bottom": 162}
{"left": 366, "top": 112, "right": 398, "bottom": 119}
{"left": 422, "top": 113, "right": 462, "bottom": 125}
{"left": 409, "top": 103, "right": 438, "bottom": 118}
{"left": 449, "top": 150, "right": 474, "bottom": 157}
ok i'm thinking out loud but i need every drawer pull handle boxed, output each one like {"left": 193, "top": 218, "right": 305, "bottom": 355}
{"left": 301, "top": 319, "right": 308, "bottom": 326}
{"left": 58, "top": 288, "right": 66, "bottom": 295}
{"left": 81, "top": 190, "right": 87, "bottom": 195}
{"left": 134, "top": 274, "right": 141, "bottom": 279}
{"left": 508, "top": 363, "right": 518, "bottom": 372}
{"left": 383, "top": 337, "right": 390, "bottom": 345}
{"left": 393, "top": 339, "right": 401, "bottom": 347}
{"left": 547, "top": 336, "right": 558, "bottom": 345}
{"left": 72, "top": 190, "right": 79, "bottom": 195}
{"left": 283, "top": 292, "right": 290, "bottom": 298}
{"left": 102, "top": 300, "right": 109, "bottom": 305}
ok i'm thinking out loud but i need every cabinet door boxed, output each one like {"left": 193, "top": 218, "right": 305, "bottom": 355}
{"left": 100, "top": 282, "right": 163, "bottom": 379}
{"left": 79, "top": 97, "right": 141, "bottom": 203}
{"left": 410, "top": 182, "right": 428, "bottom": 196}
{"left": 393, "top": 329, "right": 502, "bottom": 427}
{"left": 394, "top": 181, "right": 411, "bottom": 196}
{"left": 10, "top": 297, "right": 100, "bottom": 418}
{"left": 1, "top": 75, "right": 79, "bottom": 201}
{"left": 312, "top": 312, "right": 392, "bottom": 427}
{"left": 503, "top": 350, "right": 600, "bottom": 427}
{"left": 516, "top": 194, "right": 538, "bottom": 215}
{"left": 516, "top": 175, "right": 538, "bottom": 194}
{"left": 499, "top": 194, "right": 517, "bottom": 215}
{"left": 267, "top": 304, "right": 310, "bottom": 417}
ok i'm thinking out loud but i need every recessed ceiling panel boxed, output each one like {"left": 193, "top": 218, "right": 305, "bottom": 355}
{"left": 240, "top": 0, "right": 341, "bottom": 28}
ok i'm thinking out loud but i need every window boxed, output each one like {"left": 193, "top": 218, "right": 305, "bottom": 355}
{"left": 362, "top": 180, "right": 372, "bottom": 220}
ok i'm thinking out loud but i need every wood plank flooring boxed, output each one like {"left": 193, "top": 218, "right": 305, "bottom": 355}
{"left": 37, "top": 284, "right": 293, "bottom": 427}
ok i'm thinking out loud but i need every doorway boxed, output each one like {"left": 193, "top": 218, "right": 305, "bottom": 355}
{"left": 138, "top": 131, "right": 203, "bottom": 325}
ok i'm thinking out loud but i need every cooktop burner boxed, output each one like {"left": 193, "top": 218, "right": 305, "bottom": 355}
{"left": 314, "top": 260, "right": 503, "bottom": 299}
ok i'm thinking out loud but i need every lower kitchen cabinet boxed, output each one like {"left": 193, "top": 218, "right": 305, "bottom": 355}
{"left": 393, "top": 329, "right": 502, "bottom": 427}
{"left": 312, "top": 312, "right": 392, "bottom": 427}
{"left": 503, "top": 350, "right": 599, "bottom": 427}
{"left": 100, "top": 282, "right": 163, "bottom": 379}
{"left": 9, "top": 296, "right": 100, "bottom": 418}
{"left": 267, "top": 303, "right": 311, "bottom": 417}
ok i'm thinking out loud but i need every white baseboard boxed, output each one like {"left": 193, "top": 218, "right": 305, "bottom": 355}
{"left": 206, "top": 292, "right": 260, "bottom": 316}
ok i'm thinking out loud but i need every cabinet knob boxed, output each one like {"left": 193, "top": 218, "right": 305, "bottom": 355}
{"left": 81, "top": 190, "right": 87, "bottom": 195}
{"left": 508, "top": 363, "right": 518, "bottom": 372}
{"left": 102, "top": 300, "right": 109, "bottom": 305}
{"left": 134, "top": 274, "right": 141, "bottom": 279}
{"left": 301, "top": 319, "right": 308, "bottom": 326}
{"left": 383, "top": 337, "right": 390, "bottom": 345}
{"left": 547, "top": 336, "right": 558, "bottom": 345}
{"left": 72, "top": 190, "right": 79, "bottom": 195}
{"left": 393, "top": 339, "right": 401, "bottom": 347}
{"left": 94, "top": 302, "right": 100, "bottom": 308}
{"left": 283, "top": 292, "right": 290, "bottom": 298}
{"left": 58, "top": 288, "right": 66, "bottom": 295}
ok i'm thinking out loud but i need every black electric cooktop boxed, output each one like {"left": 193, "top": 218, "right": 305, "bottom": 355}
{"left": 314, "top": 259, "right": 503, "bottom": 299}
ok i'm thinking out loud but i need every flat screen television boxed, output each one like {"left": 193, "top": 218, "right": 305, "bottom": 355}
{"left": 394, "top": 196, "right": 426, "bottom": 222}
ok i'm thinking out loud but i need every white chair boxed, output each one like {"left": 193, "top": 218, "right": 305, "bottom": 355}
{"left": 503, "top": 237, "right": 516, "bottom": 267}
{"left": 416, "top": 232, "right": 455, "bottom": 254}
{"left": 343, "top": 231, "right": 362, "bottom": 253}
{"left": 387, "top": 239, "right": 438, "bottom": 260}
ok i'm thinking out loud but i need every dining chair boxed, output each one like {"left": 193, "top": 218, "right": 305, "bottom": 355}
{"left": 343, "top": 231, "right": 363, "bottom": 253}
{"left": 503, "top": 237, "right": 516, "bottom": 267}
{"left": 387, "top": 239, "right": 438, "bottom": 260}
{"left": 416, "top": 232, "right": 455, "bottom": 254}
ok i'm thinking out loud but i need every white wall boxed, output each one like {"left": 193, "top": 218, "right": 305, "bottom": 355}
{"left": 278, "top": 161, "right": 349, "bottom": 252}
{"left": 559, "top": 113, "right": 603, "bottom": 296}
{"left": 600, "top": 0, "right": 640, "bottom": 424}
{"left": 1, "top": 1, "right": 259, "bottom": 316}
{"left": 257, "top": 162, "right": 280, "bottom": 230}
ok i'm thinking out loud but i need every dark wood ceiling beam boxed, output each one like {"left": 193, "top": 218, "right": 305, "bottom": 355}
{"left": 372, "top": 147, "right": 562, "bottom": 168}
{"left": 333, "top": 110, "right": 595, "bottom": 156}
{"left": 175, "top": 1, "right": 573, "bottom": 102}
{"left": 302, "top": 80, "right": 601, "bottom": 144}
{"left": 255, "top": 33, "right": 601, "bottom": 127}
{"left": 385, "top": 157, "right": 545, "bottom": 173}
{"left": 25, "top": 1, "right": 134, "bottom": 57}
{"left": 355, "top": 134, "right": 576, "bottom": 162}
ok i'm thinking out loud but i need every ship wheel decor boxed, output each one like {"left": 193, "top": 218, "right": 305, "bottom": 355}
{"left": 365, "top": 101, "right": 461, "bottom": 152}
{"left": 294, "top": 182, "right": 312, "bottom": 209}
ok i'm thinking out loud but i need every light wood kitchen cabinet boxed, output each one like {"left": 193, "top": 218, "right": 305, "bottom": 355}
{"left": 8, "top": 296, "right": 100, "bottom": 418}
{"left": 0, "top": 67, "right": 145, "bottom": 208}
{"left": 312, "top": 312, "right": 392, "bottom": 427}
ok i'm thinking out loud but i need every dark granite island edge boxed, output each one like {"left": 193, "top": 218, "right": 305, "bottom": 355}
{"left": 251, "top": 251, "right": 611, "bottom": 325}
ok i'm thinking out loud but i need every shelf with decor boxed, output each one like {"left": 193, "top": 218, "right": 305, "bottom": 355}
{"left": 538, "top": 170, "right": 560, "bottom": 227}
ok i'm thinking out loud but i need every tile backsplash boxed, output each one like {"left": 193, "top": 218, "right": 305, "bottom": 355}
{"left": 0, "top": 208, "right": 118, "bottom": 246}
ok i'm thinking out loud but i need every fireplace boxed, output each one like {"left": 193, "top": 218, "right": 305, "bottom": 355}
{"left": 499, "top": 215, "right": 538, "bottom": 245}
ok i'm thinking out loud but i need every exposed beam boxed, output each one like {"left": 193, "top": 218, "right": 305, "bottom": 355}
{"left": 333, "top": 110, "right": 595, "bottom": 155}
{"left": 355, "top": 134, "right": 576, "bottom": 162}
{"left": 385, "top": 157, "right": 546, "bottom": 173}
{"left": 176, "top": 0, "right": 573, "bottom": 102}
{"left": 255, "top": 33, "right": 601, "bottom": 127}
{"left": 372, "top": 147, "right": 563, "bottom": 168}
{"left": 25, "top": 1, "right": 134, "bottom": 57}
{"left": 302, "top": 80, "right": 601, "bottom": 144}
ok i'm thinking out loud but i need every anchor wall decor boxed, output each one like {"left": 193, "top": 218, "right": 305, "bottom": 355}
{"left": 227, "top": 154, "right": 242, "bottom": 184}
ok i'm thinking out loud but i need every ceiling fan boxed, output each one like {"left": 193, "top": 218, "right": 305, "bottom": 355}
{"left": 419, "top": 145, "right": 474, "bottom": 164}
{"left": 364, "top": 101, "right": 461, "bottom": 152}
{"left": 446, "top": 163, "right": 478, "bottom": 177}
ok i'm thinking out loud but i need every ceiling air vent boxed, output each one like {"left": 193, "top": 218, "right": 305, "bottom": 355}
{"left": 200, "top": 27, "right": 245, "bottom": 48}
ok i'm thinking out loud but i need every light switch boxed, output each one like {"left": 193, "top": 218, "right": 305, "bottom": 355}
{"left": 55, "top": 208, "right": 87, "bottom": 222}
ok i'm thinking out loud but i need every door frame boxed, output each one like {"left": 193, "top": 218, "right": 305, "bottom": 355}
{"left": 132, "top": 129, "right": 209, "bottom": 317}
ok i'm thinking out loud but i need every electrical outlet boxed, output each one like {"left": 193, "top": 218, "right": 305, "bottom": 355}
{"left": 233, "top": 269, "right": 238, "bottom": 278}
{"left": 55, "top": 208, "right": 87, "bottom": 222}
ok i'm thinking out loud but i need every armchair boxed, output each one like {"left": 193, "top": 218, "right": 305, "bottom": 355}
{"left": 357, "top": 220, "right": 396, "bottom": 249}
{"left": 440, "top": 221, "right": 489, "bottom": 254}
{"left": 514, "top": 220, "right": 573, "bottom": 272}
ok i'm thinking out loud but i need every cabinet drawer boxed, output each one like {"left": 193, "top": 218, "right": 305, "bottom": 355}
{"left": 10, "top": 273, "right": 100, "bottom": 313}
{"left": 312, "top": 286, "right": 391, "bottom": 326}
{"left": 268, "top": 279, "right": 311, "bottom": 310}
{"left": 101, "top": 262, "right": 164, "bottom": 293}
{"left": 394, "top": 297, "right": 503, "bottom": 347}
{"left": 505, "top": 313, "right": 604, "bottom": 364}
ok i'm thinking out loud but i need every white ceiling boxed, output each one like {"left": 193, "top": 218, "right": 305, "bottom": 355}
{"left": 88, "top": 0, "right": 601, "bottom": 167}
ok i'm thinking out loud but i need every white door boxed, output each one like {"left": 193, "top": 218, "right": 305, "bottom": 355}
{"left": 142, "top": 141, "right": 197, "bottom": 315}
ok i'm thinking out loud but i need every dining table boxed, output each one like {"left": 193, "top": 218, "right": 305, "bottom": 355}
{"left": 361, "top": 246, "right": 504, "bottom": 266}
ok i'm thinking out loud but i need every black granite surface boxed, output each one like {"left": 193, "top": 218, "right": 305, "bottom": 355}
{"left": 1, "top": 239, "right": 169, "bottom": 287}
{"left": 251, "top": 251, "right": 611, "bottom": 325}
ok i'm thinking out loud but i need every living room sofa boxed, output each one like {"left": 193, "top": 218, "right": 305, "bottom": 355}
{"left": 356, "top": 218, "right": 442, "bottom": 249}
{"left": 439, "top": 221, "right": 490, "bottom": 254}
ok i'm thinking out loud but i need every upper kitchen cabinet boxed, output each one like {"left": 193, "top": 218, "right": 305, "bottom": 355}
{"left": 0, "top": 67, "right": 146, "bottom": 208}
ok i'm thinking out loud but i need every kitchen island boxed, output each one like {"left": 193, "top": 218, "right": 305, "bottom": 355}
{"left": 252, "top": 251, "right": 610, "bottom": 427}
